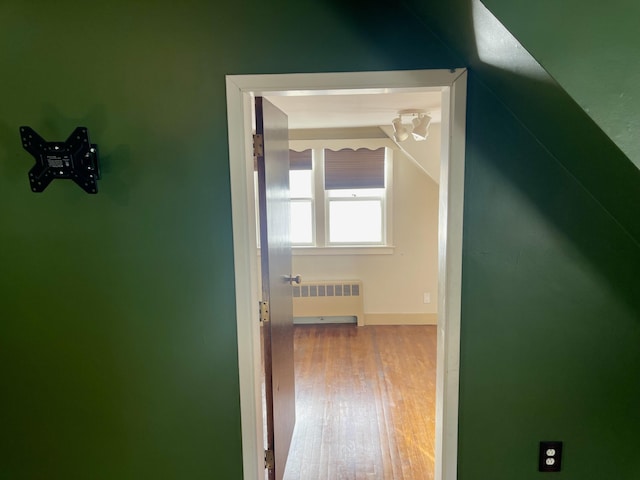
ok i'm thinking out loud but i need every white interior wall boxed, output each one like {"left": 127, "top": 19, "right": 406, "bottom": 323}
{"left": 291, "top": 146, "right": 439, "bottom": 321}
{"left": 380, "top": 122, "right": 442, "bottom": 182}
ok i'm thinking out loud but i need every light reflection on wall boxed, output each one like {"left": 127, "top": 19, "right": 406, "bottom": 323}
{"left": 471, "top": 0, "right": 552, "bottom": 83}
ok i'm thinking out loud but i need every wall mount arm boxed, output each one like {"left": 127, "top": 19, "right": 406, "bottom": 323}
{"left": 20, "top": 126, "right": 100, "bottom": 194}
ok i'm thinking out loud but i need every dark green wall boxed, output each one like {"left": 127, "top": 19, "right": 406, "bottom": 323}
{"left": 482, "top": 0, "right": 640, "bottom": 170}
{"left": 403, "top": 0, "right": 640, "bottom": 245}
{"left": 1, "top": 1, "right": 638, "bottom": 479}
{"left": 460, "top": 77, "right": 640, "bottom": 479}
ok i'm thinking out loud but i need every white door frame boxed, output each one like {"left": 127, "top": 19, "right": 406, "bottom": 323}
{"left": 225, "top": 69, "right": 467, "bottom": 480}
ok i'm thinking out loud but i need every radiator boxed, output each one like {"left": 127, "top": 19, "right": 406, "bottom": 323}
{"left": 292, "top": 280, "right": 364, "bottom": 326}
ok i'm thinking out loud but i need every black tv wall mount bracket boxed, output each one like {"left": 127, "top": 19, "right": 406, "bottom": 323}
{"left": 19, "top": 126, "right": 100, "bottom": 194}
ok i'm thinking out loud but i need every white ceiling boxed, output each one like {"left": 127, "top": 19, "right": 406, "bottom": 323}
{"left": 266, "top": 90, "right": 443, "bottom": 130}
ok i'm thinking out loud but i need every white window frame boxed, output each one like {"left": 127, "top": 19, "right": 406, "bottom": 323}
{"left": 289, "top": 139, "right": 394, "bottom": 254}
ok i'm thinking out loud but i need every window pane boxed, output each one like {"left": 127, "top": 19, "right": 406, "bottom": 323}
{"left": 329, "top": 200, "right": 382, "bottom": 243}
{"left": 290, "top": 149, "right": 312, "bottom": 170}
{"left": 291, "top": 200, "right": 313, "bottom": 244}
{"left": 289, "top": 170, "right": 313, "bottom": 198}
{"left": 324, "top": 148, "right": 385, "bottom": 189}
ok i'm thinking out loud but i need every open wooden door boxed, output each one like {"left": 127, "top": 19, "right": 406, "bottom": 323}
{"left": 255, "top": 96, "right": 296, "bottom": 480}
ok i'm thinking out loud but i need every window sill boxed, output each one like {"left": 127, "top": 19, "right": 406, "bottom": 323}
{"left": 292, "top": 245, "right": 394, "bottom": 256}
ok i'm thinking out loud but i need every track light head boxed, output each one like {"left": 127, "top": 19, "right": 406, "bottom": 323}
{"left": 392, "top": 117, "right": 410, "bottom": 142}
{"left": 411, "top": 114, "right": 432, "bottom": 141}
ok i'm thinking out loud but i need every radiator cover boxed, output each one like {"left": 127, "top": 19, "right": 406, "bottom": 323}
{"left": 292, "top": 280, "right": 364, "bottom": 326}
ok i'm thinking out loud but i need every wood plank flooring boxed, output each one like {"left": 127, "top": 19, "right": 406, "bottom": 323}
{"left": 283, "top": 324, "right": 437, "bottom": 480}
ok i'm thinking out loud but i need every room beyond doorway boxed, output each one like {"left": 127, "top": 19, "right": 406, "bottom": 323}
{"left": 265, "top": 91, "right": 440, "bottom": 478}
{"left": 226, "top": 69, "right": 467, "bottom": 480}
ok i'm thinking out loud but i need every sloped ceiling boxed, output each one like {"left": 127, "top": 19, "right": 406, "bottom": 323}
{"left": 396, "top": 0, "right": 640, "bottom": 243}
{"left": 482, "top": 0, "right": 640, "bottom": 171}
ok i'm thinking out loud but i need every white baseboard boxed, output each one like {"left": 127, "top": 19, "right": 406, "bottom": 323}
{"left": 293, "top": 316, "right": 356, "bottom": 325}
{"left": 364, "top": 313, "right": 437, "bottom": 326}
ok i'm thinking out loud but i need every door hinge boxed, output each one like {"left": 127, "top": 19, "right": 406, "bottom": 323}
{"left": 265, "top": 449, "right": 275, "bottom": 470}
{"left": 253, "top": 134, "right": 264, "bottom": 157}
{"left": 259, "top": 301, "right": 270, "bottom": 323}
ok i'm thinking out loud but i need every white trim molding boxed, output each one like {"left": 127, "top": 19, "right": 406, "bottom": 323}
{"left": 225, "top": 69, "right": 467, "bottom": 480}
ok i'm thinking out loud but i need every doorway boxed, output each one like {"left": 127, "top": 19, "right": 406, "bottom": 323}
{"left": 226, "top": 69, "right": 467, "bottom": 480}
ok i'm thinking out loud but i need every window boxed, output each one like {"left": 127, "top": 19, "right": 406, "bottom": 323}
{"left": 324, "top": 147, "right": 386, "bottom": 244}
{"left": 289, "top": 143, "right": 392, "bottom": 249}
{"left": 255, "top": 141, "right": 393, "bottom": 250}
{"left": 289, "top": 150, "right": 314, "bottom": 245}
{"left": 327, "top": 188, "right": 384, "bottom": 244}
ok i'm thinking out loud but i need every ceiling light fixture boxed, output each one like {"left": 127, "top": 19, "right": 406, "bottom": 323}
{"left": 392, "top": 116, "right": 410, "bottom": 142}
{"left": 392, "top": 109, "right": 432, "bottom": 142}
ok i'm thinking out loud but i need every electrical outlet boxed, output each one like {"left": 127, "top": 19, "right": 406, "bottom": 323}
{"left": 423, "top": 292, "right": 431, "bottom": 304}
{"left": 539, "top": 441, "right": 563, "bottom": 472}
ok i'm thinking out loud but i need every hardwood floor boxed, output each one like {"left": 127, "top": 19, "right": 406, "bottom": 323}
{"left": 283, "top": 324, "right": 437, "bottom": 480}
